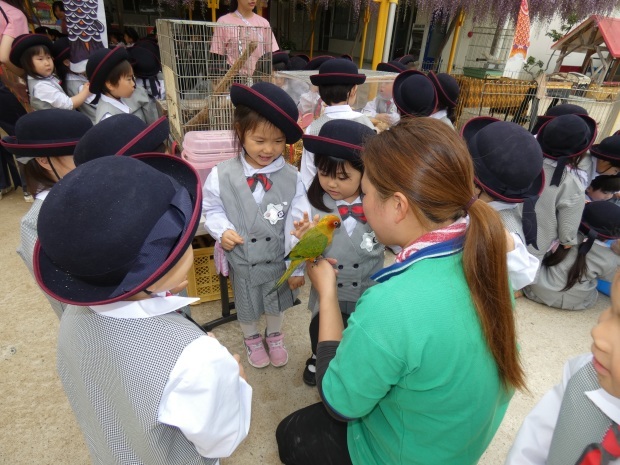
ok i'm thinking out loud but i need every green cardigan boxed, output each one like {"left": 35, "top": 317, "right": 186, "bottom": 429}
{"left": 321, "top": 251, "right": 513, "bottom": 465}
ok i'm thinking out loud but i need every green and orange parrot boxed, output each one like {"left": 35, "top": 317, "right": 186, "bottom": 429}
{"left": 268, "top": 214, "right": 341, "bottom": 295}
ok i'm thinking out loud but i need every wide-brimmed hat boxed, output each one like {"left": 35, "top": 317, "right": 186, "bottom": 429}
{"left": 34, "top": 153, "right": 202, "bottom": 305}
{"left": 577, "top": 201, "right": 620, "bottom": 256}
{"left": 86, "top": 47, "right": 130, "bottom": 94}
{"left": 428, "top": 71, "right": 459, "bottom": 108}
{"left": 304, "top": 55, "right": 333, "bottom": 71}
{"left": 51, "top": 36, "right": 71, "bottom": 63}
{"left": 530, "top": 103, "right": 588, "bottom": 135}
{"left": 462, "top": 117, "right": 544, "bottom": 248}
{"left": 376, "top": 61, "right": 406, "bottom": 73}
{"left": 9, "top": 33, "right": 53, "bottom": 67}
{"left": 272, "top": 50, "right": 290, "bottom": 68}
{"left": 396, "top": 54, "right": 416, "bottom": 66}
{"left": 537, "top": 113, "right": 597, "bottom": 186}
{"left": 128, "top": 45, "right": 160, "bottom": 77}
{"left": 230, "top": 82, "right": 302, "bottom": 144}
{"left": 74, "top": 114, "right": 169, "bottom": 165}
{"left": 1, "top": 109, "right": 93, "bottom": 162}
{"left": 591, "top": 134, "right": 620, "bottom": 163}
{"left": 393, "top": 70, "right": 437, "bottom": 117}
{"left": 288, "top": 55, "right": 308, "bottom": 71}
{"left": 303, "top": 119, "right": 376, "bottom": 162}
{"left": 310, "top": 58, "right": 366, "bottom": 86}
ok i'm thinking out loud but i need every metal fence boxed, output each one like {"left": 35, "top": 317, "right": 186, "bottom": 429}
{"left": 157, "top": 19, "right": 275, "bottom": 144}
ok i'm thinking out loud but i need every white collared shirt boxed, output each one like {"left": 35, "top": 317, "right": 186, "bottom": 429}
{"left": 29, "top": 75, "right": 73, "bottom": 110}
{"left": 506, "top": 354, "right": 620, "bottom": 465}
{"left": 89, "top": 296, "right": 252, "bottom": 460}
{"left": 361, "top": 96, "right": 400, "bottom": 126}
{"left": 99, "top": 93, "right": 131, "bottom": 121}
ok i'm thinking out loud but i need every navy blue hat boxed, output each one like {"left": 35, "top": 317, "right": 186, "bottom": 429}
{"left": 340, "top": 54, "right": 353, "bottom": 61}
{"left": 591, "top": 134, "right": 620, "bottom": 163}
{"left": 531, "top": 103, "right": 588, "bottom": 135}
{"left": 303, "top": 119, "right": 376, "bottom": 162}
{"left": 51, "top": 36, "right": 71, "bottom": 63}
{"left": 462, "top": 117, "right": 544, "bottom": 248}
{"left": 310, "top": 58, "right": 366, "bottom": 86}
{"left": 230, "top": 82, "right": 302, "bottom": 144}
{"left": 272, "top": 50, "right": 290, "bottom": 67}
{"left": 34, "top": 154, "right": 202, "bottom": 305}
{"left": 86, "top": 47, "right": 130, "bottom": 95}
{"left": 304, "top": 55, "right": 333, "bottom": 71}
{"left": 538, "top": 114, "right": 597, "bottom": 186}
{"left": 397, "top": 55, "right": 416, "bottom": 66}
{"left": 288, "top": 56, "right": 308, "bottom": 71}
{"left": 376, "top": 61, "right": 406, "bottom": 73}
{"left": 428, "top": 71, "right": 459, "bottom": 108}
{"left": 9, "top": 33, "right": 53, "bottom": 67}
{"left": 577, "top": 201, "right": 620, "bottom": 256}
{"left": 1, "top": 109, "right": 93, "bottom": 161}
{"left": 74, "top": 115, "right": 169, "bottom": 166}
{"left": 393, "top": 70, "right": 438, "bottom": 117}
{"left": 128, "top": 45, "right": 160, "bottom": 77}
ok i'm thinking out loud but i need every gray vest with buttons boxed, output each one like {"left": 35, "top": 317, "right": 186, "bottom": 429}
{"left": 308, "top": 194, "right": 384, "bottom": 315}
{"left": 498, "top": 206, "right": 526, "bottom": 245}
{"left": 57, "top": 305, "right": 216, "bottom": 465}
{"left": 218, "top": 157, "right": 297, "bottom": 286}
{"left": 547, "top": 361, "right": 615, "bottom": 465}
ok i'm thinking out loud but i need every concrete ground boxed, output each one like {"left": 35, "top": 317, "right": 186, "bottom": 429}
{"left": 0, "top": 187, "right": 607, "bottom": 464}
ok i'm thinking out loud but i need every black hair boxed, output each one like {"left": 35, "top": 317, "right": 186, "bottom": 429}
{"left": 232, "top": 104, "right": 282, "bottom": 155}
{"left": 318, "top": 83, "right": 355, "bottom": 105}
{"left": 229, "top": 0, "right": 239, "bottom": 12}
{"left": 589, "top": 174, "right": 620, "bottom": 193}
{"left": 124, "top": 27, "right": 140, "bottom": 44}
{"left": 52, "top": 1, "right": 64, "bottom": 18}
{"left": 308, "top": 152, "right": 364, "bottom": 212}
{"left": 20, "top": 45, "right": 54, "bottom": 79}
{"left": 108, "top": 30, "right": 124, "bottom": 44}
{"left": 55, "top": 57, "right": 70, "bottom": 88}
{"left": 23, "top": 158, "right": 57, "bottom": 196}
{"left": 102, "top": 59, "right": 134, "bottom": 95}
{"left": 34, "top": 26, "right": 49, "bottom": 35}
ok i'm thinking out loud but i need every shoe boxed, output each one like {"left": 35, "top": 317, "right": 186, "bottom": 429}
{"left": 303, "top": 355, "right": 316, "bottom": 386}
{"left": 23, "top": 192, "right": 34, "bottom": 203}
{"left": 265, "top": 332, "right": 288, "bottom": 367}
{"left": 0, "top": 186, "right": 14, "bottom": 200}
{"left": 243, "top": 334, "right": 270, "bottom": 368}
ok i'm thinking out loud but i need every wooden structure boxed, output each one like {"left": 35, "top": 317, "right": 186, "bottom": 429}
{"left": 551, "top": 15, "right": 620, "bottom": 84}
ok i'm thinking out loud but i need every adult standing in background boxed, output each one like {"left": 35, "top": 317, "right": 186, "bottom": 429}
{"left": 210, "top": 0, "right": 278, "bottom": 80}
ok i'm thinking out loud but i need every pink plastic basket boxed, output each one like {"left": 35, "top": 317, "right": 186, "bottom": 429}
{"left": 182, "top": 130, "right": 237, "bottom": 185}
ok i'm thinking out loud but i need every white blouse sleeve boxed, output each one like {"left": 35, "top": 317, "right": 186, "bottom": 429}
{"left": 202, "top": 166, "right": 237, "bottom": 241}
{"left": 285, "top": 171, "right": 311, "bottom": 277}
{"left": 158, "top": 335, "right": 252, "bottom": 458}
{"left": 32, "top": 80, "right": 74, "bottom": 110}
{"left": 299, "top": 144, "right": 316, "bottom": 192}
{"left": 507, "top": 233, "right": 540, "bottom": 290}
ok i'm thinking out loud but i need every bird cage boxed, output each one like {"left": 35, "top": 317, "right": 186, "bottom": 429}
{"left": 157, "top": 19, "right": 275, "bottom": 145}
{"left": 463, "top": 26, "right": 515, "bottom": 78}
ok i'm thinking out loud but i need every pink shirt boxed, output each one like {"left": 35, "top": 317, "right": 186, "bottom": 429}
{"left": 210, "top": 12, "right": 278, "bottom": 75}
{"left": 0, "top": 0, "right": 28, "bottom": 38}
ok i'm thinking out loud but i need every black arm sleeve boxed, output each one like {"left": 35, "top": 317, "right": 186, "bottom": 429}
{"left": 316, "top": 340, "right": 354, "bottom": 422}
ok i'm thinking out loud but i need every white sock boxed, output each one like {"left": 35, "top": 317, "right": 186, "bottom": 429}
{"left": 265, "top": 313, "right": 284, "bottom": 336}
{"left": 240, "top": 322, "right": 260, "bottom": 339}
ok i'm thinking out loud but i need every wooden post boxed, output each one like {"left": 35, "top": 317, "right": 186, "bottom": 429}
{"left": 358, "top": 5, "right": 370, "bottom": 69}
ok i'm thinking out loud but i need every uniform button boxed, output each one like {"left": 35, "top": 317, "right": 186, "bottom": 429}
{"left": 353, "top": 264, "right": 359, "bottom": 268}
{"left": 266, "top": 237, "right": 271, "bottom": 241}
{"left": 338, "top": 265, "right": 344, "bottom": 270}
{"left": 352, "top": 282, "right": 358, "bottom": 287}
{"left": 337, "top": 283, "right": 343, "bottom": 288}
{"left": 251, "top": 238, "right": 257, "bottom": 243}
{"left": 266, "top": 260, "right": 271, "bottom": 264}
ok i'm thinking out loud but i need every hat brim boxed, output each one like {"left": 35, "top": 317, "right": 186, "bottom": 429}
{"left": 309, "top": 72, "right": 366, "bottom": 86}
{"left": 376, "top": 62, "right": 403, "bottom": 73}
{"left": 460, "top": 116, "right": 500, "bottom": 142}
{"left": 474, "top": 167, "right": 545, "bottom": 203}
{"left": 427, "top": 71, "right": 458, "bottom": 107}
{"left": 302, "top": 134, "right": 363, "bottom": 162}
{"left": 590, "top": 144, "right": 620, "bottom": 162}
{"left": 33, "top": 153, "right": 202, "bottom": 305}
{"left": 230, "top": 84, "right": 302, "bottom": 144}
{"left": 537, "top": 114, "right": 597, "bottom": 159}
{"left": 10, "top": 34, "right": 53, "bottom": 67}
{"left": 117, "top": 116, "right": 170, "bottom": 155}
{"left": 393, "top": 70, "right": 438, "bottom": 117}
{"left": 1, "top": 136, "right": 80, "bottom": 158}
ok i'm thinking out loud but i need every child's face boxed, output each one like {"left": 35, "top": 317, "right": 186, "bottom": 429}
{"left": 106, "top": 73, "right": 136, "bottom": 99}
{"left": 587, "top": 186, "right": 615, "bottom": 201}
{"left": 240, "top": 122, "right": 286, "bottom": 169}
{"left": 32, "top": 50, "right": 54, "bottom": 77}
{"left": 379, "top": 82, "right": 394, "bottom": 100}
{"left": 597, "top": 159, "right": 620, "bottom": 176}
{"left": 591, "top": 274, "right": 620, "bottom": 397}
{"left": 318, "top": 161, "right": 362, "bottom": 204}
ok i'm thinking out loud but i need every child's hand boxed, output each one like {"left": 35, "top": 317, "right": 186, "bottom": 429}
{"left": 288, "top": 276, "right": 305, "bottom": 291}
{"left": 81, "top": 82, "right": 91, "bottom": 95}
{"left": 221, "top": 229, "right": 244, "bottom": 251}
{"left": 291, "top": 212, "right": 319, "bottom": 240}
{"left": 168, "top": 279, "right": 189, "bottom": 295}
{"left": 375, "top": 113, "right": 392, "bottom": 124}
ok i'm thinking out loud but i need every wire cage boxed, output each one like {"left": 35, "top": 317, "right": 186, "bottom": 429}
{"left": 463, "top": 26, "right": 515, "bottom": 78}
{"left": 157, "top": 19, "right": 276, "bottom": 145}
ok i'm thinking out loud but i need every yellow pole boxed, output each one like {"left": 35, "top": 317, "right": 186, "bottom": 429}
{"left": 358, "top": 5, "right": 370, "bottom": 69}
{"left": 309, "top": 2, "right": 319, "bottom": 60}
{"left": 446, "top": 9, "right": 465, "bottom": 73}
{"left": 207, "top": 0, "right": 219, "bottom": 22}
{"left": 371, "top": 0, "right": 389, "bottom": 70}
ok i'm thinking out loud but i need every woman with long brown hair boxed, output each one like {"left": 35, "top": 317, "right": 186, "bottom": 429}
{"left": 276, "top": 117, "right": 525, "bottom": 465}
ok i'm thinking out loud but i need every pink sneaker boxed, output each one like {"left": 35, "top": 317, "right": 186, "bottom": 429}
{"left": 243, "top": 335, "right": 270, "bottom": 368}
{"left": 265, "top": 332, "right": 289, "bottom": 367}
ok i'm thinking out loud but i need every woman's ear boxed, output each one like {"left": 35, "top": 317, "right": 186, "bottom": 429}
{"left": 392, "top": 191, "right": 409, "bottom": 224}
{"left": 35, "top": 157, "right": 54, "bottom": 173}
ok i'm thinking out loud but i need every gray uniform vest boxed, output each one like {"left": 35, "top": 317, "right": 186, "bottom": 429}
{"left": 17, "top": 199, "right": 66, "bottom": 318}
{"left": 27, "top": 77, "right": 62, "bottom": 110}
{"left": 525, "top": 233, "right": 619, "bottom": 310}
{"left": 95, "top": 86, "right": 159, "bottom": 124}
{"left": 547, "top": 361, "right": 614, "bottom": 465}
{"left": 527, "top": 160, "right": 585, "bottom": 260}
{"left": 308, "top": 195, "right": 384, "bottom": 315}
{"left": 498, "top": 206, "right": 526, "bottom": 245}
{"left": 65, "top": 75, "right": 97, "bottom": 123}
{"left": 57, "top": 305, "right": 216, "bottom": 465}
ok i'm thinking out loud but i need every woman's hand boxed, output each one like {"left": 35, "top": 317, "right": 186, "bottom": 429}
{"left": 291, "top": 212, "right": 319, "bottom": 240}
{"left": 306, "top": 257, "right": 338, "bottom": 298}
{"left": 221, "top": 229, "right": 244, "bottom": 251}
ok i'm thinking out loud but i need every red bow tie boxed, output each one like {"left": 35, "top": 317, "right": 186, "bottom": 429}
{"left": 577, "top": 423, "right": 620, "bottom": 465}
{"left": 338, "top": 203, "right": 366, "bottom": 224}
{"left": 247, "top": 173, "right": 272, "bottom": 192}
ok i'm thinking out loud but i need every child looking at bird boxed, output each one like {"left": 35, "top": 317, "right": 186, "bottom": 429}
{"left": 202, "top": 82, "right": 309, "bottom": 369}
{"left": 296, "top": 119, "right": 383, "bottom": 386}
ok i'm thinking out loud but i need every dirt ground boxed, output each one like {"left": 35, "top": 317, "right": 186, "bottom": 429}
{"left": 0, "top": 188, "right": 606, "bottom": 464}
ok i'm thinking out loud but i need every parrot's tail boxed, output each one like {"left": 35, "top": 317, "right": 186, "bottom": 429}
{"left": 267, "top": 259, "right": 303, "bottom": 296}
